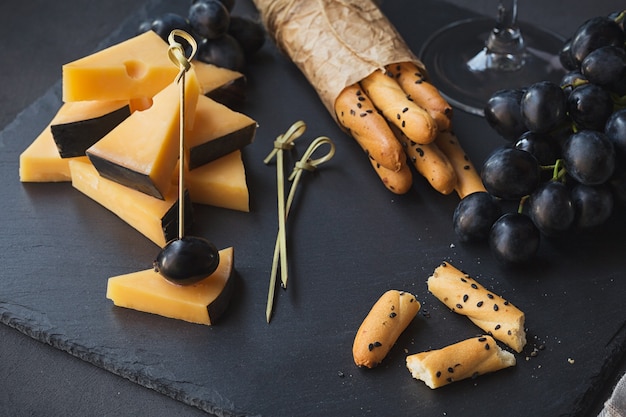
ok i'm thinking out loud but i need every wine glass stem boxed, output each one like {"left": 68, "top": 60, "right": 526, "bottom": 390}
{"left": 468, "top": 0, "right": 527, "bottom": 72}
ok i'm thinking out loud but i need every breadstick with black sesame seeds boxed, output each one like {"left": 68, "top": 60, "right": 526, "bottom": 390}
{"left": 335, "top": 83, "right": 405, "bottom": 172}
{"left": 434, "top": 130, "right": 487, "bottom": 199}
{"left": 406, "top": 335, "right": 516, "bottom": 389}
{"left": 368, "top": 155, "right": 413, "bottom": 195}
{"left": 353, "top": 290, "right": 421, "bottom": 368}
{"left": 360, "top": 69, "right": 438, "bottom": 145}
{"left": 392, "top": 125, "right": 457, "bottom": 195}
{"left": 385, "top": 62, "right": 453, "bottom": 133}
{"left": 427, "top": 261, "right": 527, "bottom": 353}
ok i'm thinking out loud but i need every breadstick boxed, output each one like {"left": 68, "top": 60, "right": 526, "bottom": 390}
{"left": 434, "top": 130, "right": 486, "bottom": 199}
{"left": 335, "top": 84, "right": 405, "bottom": 172}
{"left": 353, "top": 290, "right": 421, "bottom": 368}
{"left": 392, "top": 125, "right": 457, "bottom": 195}
{"left": 427, "top": 262, "right": 526, "bottom": 352}
{"left": 386, "top": 62, "right": 453, "bottom": 132}
{"left": 406, "top": 335, "right": 516, "bottom": 389}
{"left": 368, "top": 155, "right": 413, "bottom": 194}
{"left": 360, "top": 70, "right": 438, "bottom": 145}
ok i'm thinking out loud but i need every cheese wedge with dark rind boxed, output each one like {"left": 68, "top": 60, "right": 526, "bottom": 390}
{"left": 106, "top": 247, "right": 235, "bottom": 325}
{"left": 69, "top": 159, "right": 192, "bottom": 247}
{"left": 19, "top": 119, "right": 89, "bottom": 182}
{"left": 86, "top": 69, "right": 200, "bottom": 199}
{"left": 50, "top": 100, "right": 131, "bottom": 158}
{"left": 174, "top": 150, "right": 249, "bottom": 211}
{"left": 192, "top": 60, "right": 246, "bottom": 103}
{"left": 186, "top": 94, "right": 256, "bottom": 170}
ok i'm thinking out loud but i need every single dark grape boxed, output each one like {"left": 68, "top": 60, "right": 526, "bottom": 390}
{"left": 569, "top": 16, "right": 625, "bottom": 65}
{"left": 605, "top": 108, "right": 626, "bottom": 162}
{"left": 481, "top": 147, "right": 541, "bottom": 200}
{"left": 515, "top": 131, "right": 559, "bottom": 166}
{"left": 150, "top": 13, "right": 193, "bottom": 42}
{"left": 154, "top": 236, "right": 220, "bottom": 285}
{"left": 581, "top": 45, "right": 626, "bottom": 87}
{"left": 562, "top": 130, "right": 616, "bottom": 185}
{"left": 520, "top": 81, "right": 567, "bottom": 133}
{"left": 484, "top": 89, "right": 527, "bottom": 141}
{"left": 192, "top": 0, "right": 236, "bottom": 12}
{"left": 452, "top": 191, "right": 502, "bottom": 243}
{"left": 188, "top": 0, "right": 230, "bottom": 39}
{"left": 489, "top": 213, "right": 540, "bottom": 264}
{"left": 528, "top": 181, "right": 575, "bottom": 236}
{"left": 196, "top": 34, "right": 246, "bottom": 71}
{"left": 558, "top": 39, "right": 579, "bottom": 71}
{"left": 570, "top": 183, "right": 614, "bottom": 228}
{"left": 567, "top": 83, "right": 614, "bottom": 131}
{"left": 560, "top": 71, "right": 588, "bottom": 97}
{"left": 228, "top": 16, "right": 266, "bottom": 57}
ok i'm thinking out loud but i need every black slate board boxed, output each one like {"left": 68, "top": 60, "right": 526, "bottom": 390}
{"left": 1, "top": 0, "right": 625, "bottom": 416}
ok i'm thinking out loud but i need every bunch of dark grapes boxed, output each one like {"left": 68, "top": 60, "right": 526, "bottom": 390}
{"left": 138, "top": 0, "right": 265, "bottom": 72}
{"left": 454, "top": 10, "right": 626, "bottom": 265}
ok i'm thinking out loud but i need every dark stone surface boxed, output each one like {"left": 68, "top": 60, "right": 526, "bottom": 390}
{"left": 1, "top": 0, "right": 624, "bottom": 416}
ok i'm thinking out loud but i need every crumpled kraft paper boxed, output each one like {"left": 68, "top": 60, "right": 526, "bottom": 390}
{"left": 252, "top": 0, "right": 425, "bottom": 122}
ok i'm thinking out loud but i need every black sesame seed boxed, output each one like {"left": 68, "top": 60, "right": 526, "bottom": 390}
{"left": 495, "top": 324, "right": 501, "bottom": 330}
{"left": 456, "top": 304, "right": 463, "bottom": 309}
{"left": 402, "top": 107, "right": 409, "bottom": 113}
{"left": 485, "top": 343, "right": 490, "bottom": 350}
{"left": 463, "top": 165, "right": 471, "bottom": 170}
{"left": 402, "top": 120, "right": 406, "bottom": 128}
{"left": 447, "top": 377, "right": 453, "bottom": 383}
{"left": 357, "top": 102, "right": 362, "bottom": 108}
{"left": 478, "top": 337, "right": 487, "bottom": 342}
{"left": 508, "top": 330, "right": 512, "bottom": 335}
{"left": 374, "top": 341, "right": 382, "bottom": 347}
{"left": 448, "top": 367, "right": 454, "bottom": 373}
{"left": 504, "top": 301, "right": 509, "bottom": 305}
{"left": 396, "top": 113, "right": 401, "bottom": 120}
{"left": 463, "top": 294, "right": 469, "bottom": 303}
{"left": 436, "top": 371, "right": 442, "bottom": 378}
{"left": 356, "top": 90, "right": 362, "bottom": 96}
{"left": 494, "top": 304, "right": 499, "bottom": 312}
{"left": 477, "top": 301, "right": 484, "bottom": 307}
{"left": 366, "top": 109, "right": 373, "bottom": 113}
{"left": 357, "top": 96, "right": 365, "bottom": 101}
{"left": 460, "top": 277, "right": 467, "bottom": 282}
{"left": 471, "top": 283, "right": 478, "bottom": 289}
{"left": 350, "top": 109, "right": 355, "bottom": 116}
{"left": 360, "top": 113, "right": 367, "bottom": 117}
{"left": 416, "top": 148, "right": 424, "bottom": 157}
{"left": 487, "top": 294, "right": 494, "bottom": 299}
{"left": 389, "top": 312, "right": 397, "bottom": 318}
{"left": 368, "top": 343, "right": 374, "bottom": 351}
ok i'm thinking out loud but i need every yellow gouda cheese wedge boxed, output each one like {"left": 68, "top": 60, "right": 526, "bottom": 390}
{"left": 106, "top": 247, "right": 235, "bottom": 325}
{"left": 86, "top": 69, "right": 200, "bottom": 199}
{"left": 19, "top": 119, "right": 89, "bottom": 182}
{"left": 186, "top": 95, "right": 256, "bottom": 169}
{"left": 192, "top": 60, "right": 245, "bottom": 97}
{"left": 174, "top": 150, "right": 249, "bottom": 212}
{"left": 62, "top": 31, "right": 180, "bottom": 102}
{"left": 69, "top": 159, "right": 191, "bottom": 247}
{"left": 50, "top": 100, "right": 131, "bottom": 158}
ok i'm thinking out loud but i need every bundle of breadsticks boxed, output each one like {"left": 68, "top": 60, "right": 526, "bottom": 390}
{"left": 252, "top": 0, "right": 486, "bottom": 197}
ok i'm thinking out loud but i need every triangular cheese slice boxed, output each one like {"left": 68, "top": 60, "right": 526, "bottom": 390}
{"left": 19, "top": 121, "right": 89, "bottom": 182}
{"left": 106, "top": 247, "right": 235, "bottom": 325}
{"left": 174, "top": 150, "right": 249, "bottom": 212}
{"left": 86, "top": 69, "right": 200, "bottom": 199}
{"left": 51, "top": 100, "right": 131, "bottom": 158}
{"left": 186, "top": 94, "right": 256, "bottom": 170}
{"left": 62, "top": 31, "right": 180, "bottom": 102}
{"left": 69, "top": 159, "right": 192, "bottom": 247}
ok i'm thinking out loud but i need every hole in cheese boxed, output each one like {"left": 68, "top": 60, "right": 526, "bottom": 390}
{"left": 123, "top": 60, "right": 148, "bottom": 80}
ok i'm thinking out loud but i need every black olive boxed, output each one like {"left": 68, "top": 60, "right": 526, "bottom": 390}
{"left": 153, "top": 236, "right": 220, "bottom": 285}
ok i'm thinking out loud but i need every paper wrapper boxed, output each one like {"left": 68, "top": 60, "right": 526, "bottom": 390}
{"left": 252, "top": 0, "right": 425, "bottom": 123}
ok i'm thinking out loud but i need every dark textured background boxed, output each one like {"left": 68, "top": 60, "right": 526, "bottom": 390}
{"left": 1, "top": 0, "right": 624, "bottom": 416}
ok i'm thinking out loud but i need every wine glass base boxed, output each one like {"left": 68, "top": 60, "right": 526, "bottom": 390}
{"left": 420, "top": 17, "right": 565, "bottom": 116}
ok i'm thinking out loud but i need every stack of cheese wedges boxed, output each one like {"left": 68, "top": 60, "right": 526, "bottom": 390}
{"left": 19, "top": 31, "right": 258, "bottom": 325}
{"left": 19, "top": 30, "right": 258, "bottom": 248}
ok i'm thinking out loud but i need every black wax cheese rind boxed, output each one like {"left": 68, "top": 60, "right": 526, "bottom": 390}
{"left": 161, "top": 189, "right": 194, "bottom": 243}
{"left": 51, "top": 104, "right": 131, "bottom": 158}
{"left": 188, "top": 123, "right": 257, "bottom": 170}
{"left": 86, "top": 152, "right": 164, "bottom": 199}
